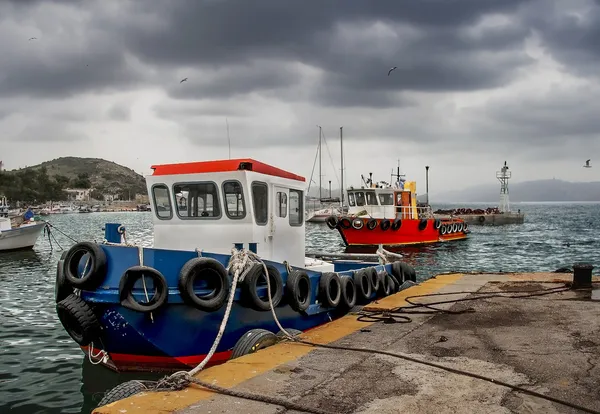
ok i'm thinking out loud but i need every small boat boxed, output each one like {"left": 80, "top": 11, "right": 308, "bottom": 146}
{"left": 306, "top": 204, "right": 343, "bottom": 223}
{"left": 325, "top": 168, "right": 469, "bottom": 247}
{"left": 0, "top": 197, "right": 46, "bottom": 252}
{"left": 54, "top": 158, "right": 414, "bottom": 373}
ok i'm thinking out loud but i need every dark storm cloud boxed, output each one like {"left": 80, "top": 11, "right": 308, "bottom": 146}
{"left": 0, "top": 0, "right": 537, "bottom": 106}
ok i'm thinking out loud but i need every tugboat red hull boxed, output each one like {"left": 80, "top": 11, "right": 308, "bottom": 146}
{"left": 335, "top": 217, "right": 468, "bottom": 247}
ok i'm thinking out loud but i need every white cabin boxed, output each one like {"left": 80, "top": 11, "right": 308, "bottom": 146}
{"left": 145, "top": 159, "right": 306, "bottom": 268}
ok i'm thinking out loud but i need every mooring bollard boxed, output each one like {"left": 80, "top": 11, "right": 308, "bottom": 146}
{"left": 572, "top": 263, "right": 594, "bottom": 289}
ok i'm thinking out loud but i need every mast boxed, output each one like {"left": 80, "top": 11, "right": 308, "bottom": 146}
{"left": 318, "top": 125, "right": 322, "bottom": 201}
{"left": 340, "top": 126, "right": 344, "bottom": 209}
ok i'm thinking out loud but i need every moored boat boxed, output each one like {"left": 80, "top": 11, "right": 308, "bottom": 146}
{"left": 0, "top": 197, "right": 46, "bottom": 251}
{"left": 326, "top": 170, "right": 469, "bottom": 247}
{"left": 54, "top": 158, "right": 415, "bottom": 373}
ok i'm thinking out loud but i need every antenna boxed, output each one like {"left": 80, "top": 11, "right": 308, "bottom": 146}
{"left": 226, "top": 118, "right": 231, "bottom": 159}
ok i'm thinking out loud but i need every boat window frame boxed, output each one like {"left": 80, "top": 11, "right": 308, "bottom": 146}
{"left": 251, "top": 181, "right": 269, "bottom": 226}
{"left": 289, "top": 188, "right": 304, "bottom": 227}
{"left": 378, "top": 193, "right": 394, "bottom": 206}
{"left": 221, "top": 179, "right": 246, "bottom": 220}
{"left": 347, "top": 192, "right": 356, "bottom": 207}
{"left": 276, "top": 191, "right": 288, "bottom": 218}
{"left": 355, "top": 191, "right": 366, "bottom": 206}
{"left": 365, "top": 190, "right": 378, "bottom": 206}
{"left": 151, "top": 184, "right": 173, "bottom": 220}
{"left": 172, "top": 180, "right": 222, "bottom": 220}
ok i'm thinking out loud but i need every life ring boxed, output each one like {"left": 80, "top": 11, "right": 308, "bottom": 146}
{"left": 178, "top": 258, "right": 229, "bottom": 312}
{"left": 55, "top": 259, "right": 73, "bottom": 303}
{"left": 325, "top": 215, "right": 338, "bottom": 230}
{"left": 351, "top": 218, "right": 364, "bottom": 230}
{"left": 338, "top": 217, "right": 352, "bottom": 229}
{"left": 242, "top": 263, "right": 284, "bottom": 311}
{"left": 434, "top": 219, "right": 442, "bottom": 229}
{"left": 380, "top": 219, "right": 391, "bottom": 231}
{"left": 478, "top": 215, "right": 485, "bottom": 223}
{"left": 285, "top": 270, "right": 311, "bottom": 312}
{"left": 339, "top": 277, "right": 356, "bottom": 309}
{"left": 391, "top": 217, "right": 402, "bottom": 231}
{"left": 63, "top": 242, "right": 108, "bottom": 290}
{"left": 353, "top": 269, "right": 372, "bottom": 301}
{"left": 119, "top": 266, "right": 169, "bottom": 313}
{"left": 318, "top": 272, "right": 342, "bottom": 307}
{"left": 366, "top": 218, "right": 378, "bottom": 230}
{"left": 440, "top": 225, "right": 447, "bottom": 235}
{"left": 377, "top": 271, "right": 393, "bottom": 297}
{"left": 418, "top": 219, "right": 428, "bottom": 231}
{"left": 56, "top": 294, "right": 101, "bottom": 346}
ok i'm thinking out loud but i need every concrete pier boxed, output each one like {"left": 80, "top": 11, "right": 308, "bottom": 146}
{"left": 94, "top": 272, "right": 599, "bottom": 414}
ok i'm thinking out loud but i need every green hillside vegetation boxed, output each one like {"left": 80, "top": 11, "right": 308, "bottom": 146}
{"left": 0, "top": 157, "right": 147, "bottom": 203}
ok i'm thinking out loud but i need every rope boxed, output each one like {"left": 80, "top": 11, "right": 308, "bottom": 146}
{"left": 43, "top": 221, "right": 78, "bottom": 243}
{"left": 375, "top": 244, "right": 403, "bottom": 265}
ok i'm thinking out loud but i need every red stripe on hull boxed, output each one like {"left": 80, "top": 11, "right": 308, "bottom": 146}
{"left": 337, "top": 218, "right": 468, "bottom": 246}
{"left": 82, "top": 346, "right": 232, "bottom": 373}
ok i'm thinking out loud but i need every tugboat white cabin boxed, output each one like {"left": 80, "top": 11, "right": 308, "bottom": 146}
{"left": 147, "top": 159, "right": 306, "bottom": 268}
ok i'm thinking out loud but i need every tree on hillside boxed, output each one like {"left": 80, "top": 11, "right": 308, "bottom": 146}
{"left": 71, "top": 172, "right": 92, "bottom": 189}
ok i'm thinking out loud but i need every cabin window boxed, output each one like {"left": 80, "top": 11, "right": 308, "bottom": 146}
{"left": 348, "top": 192, "right": 356, "bottom": 206}
{"left": 173, "top": 182, "right": 221, "bottom": 219}
{"left": 222, "top": 181, "right": 245, "bottom": 219}
{"left": 379, "top": 193, "right": 394, "bottom": 205}
{"left": 276, "top": 192, "right": 288, "bottom": 218}
{"left": 289, "top": 189, "right": 303, "bottom": 226}
{"left": 152, "top": 184, "right": 172, "bottom": 220}
{"left": 355, "top": 192, "right": 366, "bottom": 206}
{"left": 366, "top": 191, "right": 378, "bottom": 205}
{"left": 252, "top": 182, "right": 269, "bottom": 225}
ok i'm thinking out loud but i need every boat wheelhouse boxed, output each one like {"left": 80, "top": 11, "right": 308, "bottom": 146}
{"left": 55, "top": 158, "right": 416, "bottom": 373}
{"left": 326, "top": 173, "right": 469, "bottom": 246}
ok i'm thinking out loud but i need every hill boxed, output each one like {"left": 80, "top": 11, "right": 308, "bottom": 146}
{"left": 434, "top": 179, "right": 600, "bottom": 202}
{"left": 0, "top": 157, "right": 147, "bottom": 203}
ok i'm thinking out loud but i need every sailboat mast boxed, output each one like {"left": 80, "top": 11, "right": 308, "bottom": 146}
{"left": 319, "top": 125, "right": 322, "bottom": 201}
{"left": 340, "top": 126, "right": 344, "bottom": 209}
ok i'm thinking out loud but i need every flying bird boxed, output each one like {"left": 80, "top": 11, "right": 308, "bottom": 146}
{"left": 584, "top": 159, "right": 592, "bottom": 168}
{"left": 180, "top": 78, "right": 188, "bottom": 83}
{"left": 29, "top": 37, "right": 37, "bottom": 40}
{"left": 387, "top": 66, "right": 397, "bottom": 76}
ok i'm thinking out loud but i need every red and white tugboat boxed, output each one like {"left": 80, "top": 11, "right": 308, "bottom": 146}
{"left": 325, "top": 169, "right": 469, "bottom": 247}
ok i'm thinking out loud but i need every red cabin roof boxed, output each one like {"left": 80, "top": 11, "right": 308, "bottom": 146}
{"left": 150, "top": 158, "right": 306, "bottom": 182}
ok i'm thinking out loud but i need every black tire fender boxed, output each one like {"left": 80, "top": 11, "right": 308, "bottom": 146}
{"left": 276, "top": 328, "right": 302, "bottom": 340}
{"left": 418, "top": 219, "right": 428, "bottom": 231}
{"left": 285, "top": 270, "right": 311, "bottom": 313}
{"left": 119, "top": 266, "right": 168, "bottom": 313}
{"left": 380, "top": 219, "right": 391, "bottom": 231}
{"left": 440, "top": 225, "right": 447, "bottom": 235}
{"left": 55, "top": 259, "right": 73, "bottom": 303}
{"left": 353, "top": 269, "right": 372, "bottom": 301}
{"left": 351, "top": 218, "right": 364, "bottom": 230}
{"left": 56, "top": 294, "right": 101, "bottom": 346}
{"left": 400, "top": 262, "right": 417, "bottom": 282}
{"left": 366, "top": 267, "right": 379, "bottom": 292}
{"left": 230, "top": 328, "right": 278, "bottom": 360}
{"left": 391, "top": 217, "right": 402, "bottom": 231}
{"left": 377, "top": 271, "right": 393, "bottom": 297}
{"left": 325, "top": 215, "right": 339, "bottom": 230}
{"left": 390, "top": 261, "right": 405, "bottom": 284}
{"left": 338, "top": 217, "right": 352, "bottom": 229}
{"left": 339, "top": 276, "right": 357, "bottom": 309}
{"left": 366, "top": 218, "right": 378, "bottom": 230}
{"left": 63, "top": 242, "right": 108, "bottom": 290}
{"left": 99, "top": 381, "right": 147, "bottom": 407}
{"left": 318, "top": 272, "right": 342, "bottom": 308}
{"left": 178, "top": 258, "right": 229, "bottom": 312}
{"left": 241, "top": 263, "right": 283, "bottom": 311}
{"left": 434, "top": 219, "right": 442, "bottom": 230}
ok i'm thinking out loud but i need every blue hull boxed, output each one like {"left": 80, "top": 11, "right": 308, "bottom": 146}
{"left": 70, "top": 244, "right": 389, "bottom": 372}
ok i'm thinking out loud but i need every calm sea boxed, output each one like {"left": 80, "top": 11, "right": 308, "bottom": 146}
{"left": 1, "top": 202, "right": 599, "bottom": 413}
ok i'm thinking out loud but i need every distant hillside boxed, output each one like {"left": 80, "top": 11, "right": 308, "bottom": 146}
{"left": 435, "top": 179, "right": 600, "bottom": 202}
{"left": 0, "top": 157, "right": 147, "bottom": 203}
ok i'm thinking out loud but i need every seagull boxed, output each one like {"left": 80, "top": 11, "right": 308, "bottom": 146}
{"left": 29, "top": 37, "right": 37, "bottom": 41}
{"left": 180, "top": 78, "right": 188, "bottom": 83}
{"left": 584, "top": 159, "right": 592, "bottom": 168}
{"left": 387, "top": 66, "right": 397, "bottom": 76}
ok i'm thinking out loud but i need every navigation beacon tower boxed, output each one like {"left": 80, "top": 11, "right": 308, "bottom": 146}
{"left": 496, "top": 161, "right": 511, "bottom": 213}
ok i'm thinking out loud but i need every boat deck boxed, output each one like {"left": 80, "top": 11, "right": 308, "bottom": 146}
{"left": 94, "top": 272, "right": 600, "bottom": 414}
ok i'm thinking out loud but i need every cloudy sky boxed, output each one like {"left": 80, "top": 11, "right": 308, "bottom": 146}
{"left": 1, "top": 0, "right": 599, "bottom": 196}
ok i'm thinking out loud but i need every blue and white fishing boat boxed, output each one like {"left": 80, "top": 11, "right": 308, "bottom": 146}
{"left": 54, "top": 158, "right": 415, "bottom": 372}
{"left": 0, "top": 196, "right": 46, "bottom": 252}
